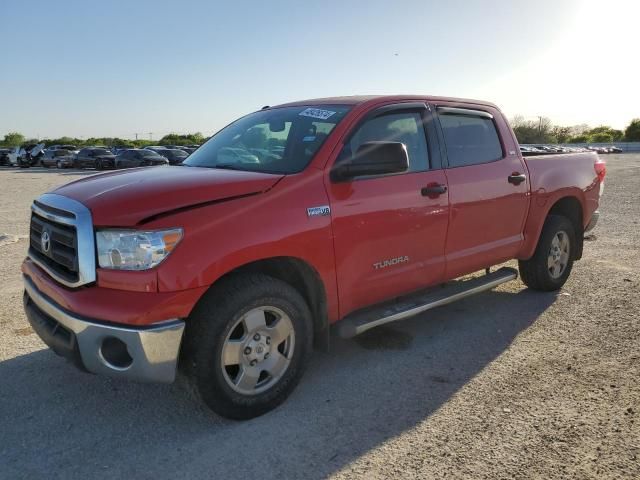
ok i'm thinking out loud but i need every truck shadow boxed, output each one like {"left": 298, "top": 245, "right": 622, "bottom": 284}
{"left": 1, "top": 287, "right": 555, "bottom": 479}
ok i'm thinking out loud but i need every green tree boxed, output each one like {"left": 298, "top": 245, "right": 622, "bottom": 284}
{"left": 610, "top": 129, "right": 624, "bottom": 141}
{"left": 586, "top": 126, "right": 624, "bottom": 142}
{"left": 591, "top": 132, "right": 613, "bottom": 143}
{"left": 159, "top": 132, "right": 204, "bottom": 146}
{"left": 2, "top": 132, "right": 25, "bottom": 146}
{"left": 511, "top": 116, "right": 556, "bottom": 144}
{"left": 552, "top": 126, "right": 572, "bottom": 144}
{"left": 625, "top": 119, "right": 640, "bottom": 141}
{"left": 568, "top": 134, "right": 590, "bottom": 143}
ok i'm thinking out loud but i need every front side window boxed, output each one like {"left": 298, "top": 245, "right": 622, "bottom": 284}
{"left": 438, "top": 111, "right": 503, "bottom": 167}
{"left": 184, "top": 105, "right": 351, "bottom": 174}
{"left": 340, "top": 112, "right": 429, "bottom": 173}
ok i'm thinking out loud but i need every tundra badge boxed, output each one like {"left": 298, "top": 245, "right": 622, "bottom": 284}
{"left": 373, "top": 256, "right": 409, "bottom": 270}
{"left": 307, "top": 205, "right": 331, "bottom": 217}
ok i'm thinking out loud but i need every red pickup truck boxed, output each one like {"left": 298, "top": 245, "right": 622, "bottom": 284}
{"left": 22, "top": 95, "right": 605, "bottom": 419}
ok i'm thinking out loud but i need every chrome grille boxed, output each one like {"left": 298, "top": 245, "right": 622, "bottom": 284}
{"left": 30, "top": 213, "right": 79, "bottom": 281}
{"left": 28, "top": 194, "right": 96, "bottom": 288}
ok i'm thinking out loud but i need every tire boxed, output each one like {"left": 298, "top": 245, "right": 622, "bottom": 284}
{"left": 95, "top": 159, "right": 103, "bottom": 170}
{"left": 519, "top": 215, "right": 576, "bottom": 291}
{"left": 56, "top": 160, "right": 62, "bottom": 169}
{"left": 184, "top": 273, "right": 313, "bottom": 419}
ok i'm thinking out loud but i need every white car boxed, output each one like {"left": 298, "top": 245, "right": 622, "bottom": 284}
{"left": 4, "top": 146, "right": 24, "bottom": 166}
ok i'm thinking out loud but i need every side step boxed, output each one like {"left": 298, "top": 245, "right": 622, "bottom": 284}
{"left": 337, "top": 267, "right": 518, "bottom": 338}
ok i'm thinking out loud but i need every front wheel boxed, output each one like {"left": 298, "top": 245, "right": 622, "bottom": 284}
{"left": 185, "top": 274, "right": 313, "bottom": 419}
{"left": 519, "top": 215, "right": 576, "bottom": 291}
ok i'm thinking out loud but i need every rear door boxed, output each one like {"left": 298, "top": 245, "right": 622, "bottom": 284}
{"left": 326, "top": 103, "right": 450, "bottom": 317}
{"left": 434, "top": 104, "right": 530, "bottom": 279}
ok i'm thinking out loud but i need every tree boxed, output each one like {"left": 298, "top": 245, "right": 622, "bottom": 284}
{"left": 159, "top": 132, "right": 204, "bottom": 146}
{"left": 625, "top": 119, "right": 640, "bottom": 141}
{"left": 568, "top": 134, "right": 590, "bottom": 143}
{"left": 511, "top": 116, "right": 556, "bottom": 144}
{"left": 552, "top": 126, "right": 572, "bottom": 144}
{"left": 591, "top": 132, "right": 613, "bottom": 143}
{"left": 2, "top": 132, "right": 25, "bottom": 147}
{"left": 586, "top": 126, "right": 622, "bottom": 142}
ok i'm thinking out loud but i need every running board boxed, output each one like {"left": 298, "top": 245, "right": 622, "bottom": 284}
{"left": 337, "top": 267, "right": 518, "bottom": 339}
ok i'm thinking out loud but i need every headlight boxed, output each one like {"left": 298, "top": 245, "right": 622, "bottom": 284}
{"left": 96, "top": 228, "right": 183, "bottom": 270}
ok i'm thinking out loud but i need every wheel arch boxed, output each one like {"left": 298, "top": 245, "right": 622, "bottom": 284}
{"left": 547, "top": 196, "right": 584, "bottom": 260}
{"left": 196, "top": 256, "right": 330, "bottom": 352}
{"left": 520, "top": 193, "right": 585, "bottom": 260}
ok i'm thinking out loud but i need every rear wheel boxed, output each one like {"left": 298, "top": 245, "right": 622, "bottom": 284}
{"left": 185, "top": 274, "right": 313, "bottom": 419}
{"left": 519, "top": 215, "right": 576, "bottom": 291}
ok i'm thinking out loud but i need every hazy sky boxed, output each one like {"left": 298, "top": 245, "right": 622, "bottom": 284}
{"left": 1, "top": 0, "right": 638, "bottom": 139}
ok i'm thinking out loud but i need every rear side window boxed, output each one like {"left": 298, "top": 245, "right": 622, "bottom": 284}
{"left": 438, "top": 111, "right": 503, "bottom": 167}
{"left": 343, "top": 112, "right": 429, "bottom": 172}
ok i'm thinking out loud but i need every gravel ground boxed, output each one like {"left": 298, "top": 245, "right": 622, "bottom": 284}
{"left": 0, "top": 156, "right": 638, "bottom": 479}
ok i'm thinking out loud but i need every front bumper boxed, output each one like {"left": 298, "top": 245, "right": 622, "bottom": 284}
{"left": 23, "top": 275, "right": 185, "bottom": 383}
{"left": 585, "top": 210, "right": 599, "bottom": 233}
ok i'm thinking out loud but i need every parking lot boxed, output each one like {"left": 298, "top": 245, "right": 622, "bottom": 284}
{"left": 0, "top": 156, "right": 638, "bottom": 479}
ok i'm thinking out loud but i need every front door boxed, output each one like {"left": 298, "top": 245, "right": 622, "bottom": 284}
{"left": 326, "top": 104, "right": 450, "bottom": 317}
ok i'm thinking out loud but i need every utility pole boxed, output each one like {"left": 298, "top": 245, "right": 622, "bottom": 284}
{"left": 537, "top": 116, "right": 543, "bottom": 143}
{"left": 134, "top": 133, "right": 139, "bottom": 141}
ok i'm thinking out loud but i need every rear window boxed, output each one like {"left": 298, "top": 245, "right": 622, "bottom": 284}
{"left": 438, "top": 111, "right": 503, "bottom": 167}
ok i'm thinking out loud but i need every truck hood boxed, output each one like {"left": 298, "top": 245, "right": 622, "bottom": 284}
{"left": 52, "top": 166, "right": 283, "bottom": 226}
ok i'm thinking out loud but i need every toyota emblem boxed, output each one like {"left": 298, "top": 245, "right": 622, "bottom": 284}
{"left": 41, "top": 230, "right": 51, "bottom": 253}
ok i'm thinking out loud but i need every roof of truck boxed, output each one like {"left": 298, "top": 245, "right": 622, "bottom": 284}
{"left": 274, "top": 95, "right": 499, "bottom": 109}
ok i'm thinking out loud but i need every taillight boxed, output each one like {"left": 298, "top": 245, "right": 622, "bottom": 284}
{"left": 594, "top": 159, "right": 606, "bottom": 182}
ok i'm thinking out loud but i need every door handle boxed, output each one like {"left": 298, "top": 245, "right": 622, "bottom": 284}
{"left": 421, "top": 184, "right": 447, "bottom": 197}
{"left": 508, "top": 173, "right": 527, "bottom": 185}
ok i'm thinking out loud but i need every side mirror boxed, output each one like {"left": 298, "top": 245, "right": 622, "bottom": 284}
{"left": 331, "top": 141, "right": 409, "bottom": 181}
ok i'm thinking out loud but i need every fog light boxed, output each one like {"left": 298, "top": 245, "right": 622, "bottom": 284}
{"left": 100, "top": 337, "right": 133, "bottom": 370}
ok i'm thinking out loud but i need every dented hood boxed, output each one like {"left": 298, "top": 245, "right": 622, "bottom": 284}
{"left": 52, "top": 166, "right": 283, "bottom": 226}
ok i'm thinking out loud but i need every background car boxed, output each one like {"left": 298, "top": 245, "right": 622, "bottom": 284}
{"left": 115, "top": 149, "right": 169, "bottom": 168}
{"left": 18, "top": 143, "right": 45, "bottom": 167}
{"left": 111, "top": 145, "right": 135, "bottom": 155}
{"left": 177, "top": 146, "right": 197, "bottom": 155}
{"left": 74, "top": 147, "right": 116, "bottom": 170}
{"left": 41, "top": 149, "right": 75, "bottom": 168}
{"left": 0, "top": 148, "right": 12, "bottom": 166}
{"left": 151, "top": 147, "right": 188, "bottom": 165}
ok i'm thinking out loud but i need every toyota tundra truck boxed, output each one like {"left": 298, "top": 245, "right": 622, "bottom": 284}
{"left": 22, "top": 95, "right": 605, "bottom": 419}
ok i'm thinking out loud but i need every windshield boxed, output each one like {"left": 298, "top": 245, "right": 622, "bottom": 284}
{"left": 184, "top": 105, "right": 351, "bottom": 174}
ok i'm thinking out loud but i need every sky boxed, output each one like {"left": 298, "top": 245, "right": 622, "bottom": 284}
{"left": 1, "top": 0, "right": 638, "bottom": 139}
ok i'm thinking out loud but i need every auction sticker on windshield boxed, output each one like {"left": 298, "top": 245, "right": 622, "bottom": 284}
{"left": 299, "top": 108, "right": 336, "bottom": 120}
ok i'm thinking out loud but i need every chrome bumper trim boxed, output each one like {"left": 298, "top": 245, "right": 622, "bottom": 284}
{"left": 24, "top": 276, "right": 184, "bottom": 383}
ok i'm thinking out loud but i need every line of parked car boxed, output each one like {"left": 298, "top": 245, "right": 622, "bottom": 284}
{"left": 520, "top": 144, "right": 623, "bottom": 155}
{"left": 0, "top": 143, "right": 200, "bottom": 170}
